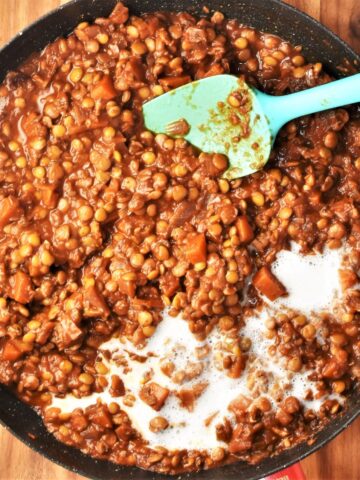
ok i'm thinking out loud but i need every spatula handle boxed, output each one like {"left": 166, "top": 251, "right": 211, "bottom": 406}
{"left": 260, "top": 72, "right": 360, "bottom": 135}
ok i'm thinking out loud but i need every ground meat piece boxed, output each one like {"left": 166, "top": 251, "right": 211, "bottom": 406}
{"left": 176, "top": 382, "right": 208, "bottom": 411}
{"left": 52, "top": 315, "right": 84, "bottom": 350}
{"left": 139, "top": 382, "right": 169, "bottom": 410}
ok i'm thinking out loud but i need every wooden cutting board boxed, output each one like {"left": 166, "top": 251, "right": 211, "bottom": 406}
{"left": 0, "top": 1, "right": 359, "bottom": 479}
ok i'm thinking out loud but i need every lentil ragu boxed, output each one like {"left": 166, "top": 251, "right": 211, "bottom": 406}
{"left": 0, "top": 2, "right": 360, "bottom": 474}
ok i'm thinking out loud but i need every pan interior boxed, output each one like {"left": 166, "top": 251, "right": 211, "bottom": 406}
{"left": 0, "top": 1, "right": 359, "bottom": 480}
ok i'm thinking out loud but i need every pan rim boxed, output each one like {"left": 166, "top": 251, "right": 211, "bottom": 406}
{"left": 0, "top": 0, "right": 359, "bottom": 77}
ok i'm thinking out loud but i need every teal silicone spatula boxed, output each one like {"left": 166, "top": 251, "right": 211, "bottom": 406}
{"left": 142, "top": 73, "right": 360, "bottom": 179}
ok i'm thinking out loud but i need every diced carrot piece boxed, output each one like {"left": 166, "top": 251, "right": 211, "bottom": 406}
{"left": 159, "top": 75, "right": 191, "bottom": 89}
{"left": 2, "top": 339, "right": 22, "bottom": 361}
{"left": 8, "top": 271, "right": 33, "bottom": 304}
{"left": 91, "top": 75, "right": 117, "bottom": 100}
{"left": 0, "top": 196, "right": 21, "bottom": 229}
{"left": 1, "top": 339, "right": 32, "bottom": 361}
{"left": 40, "top": 185, "right": 58, "bottom": 208}
{"left": 236, "top": 216, "right": 254, "bottom": 244}
{"left": 252, "top": 266, "right": 286, "bottom": 301}
{"left": 339, "top": 269, "right": 358, "bottom": 292}
{"left": 184, "top": 233, "right": 207, "bottom": 264}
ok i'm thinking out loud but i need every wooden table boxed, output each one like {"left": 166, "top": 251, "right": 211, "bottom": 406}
{"left": 0, "top": 0, "right": 359, "bottom": 478}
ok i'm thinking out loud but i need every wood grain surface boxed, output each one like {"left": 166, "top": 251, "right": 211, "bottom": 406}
{"left": 0, "top": 1, "right": 359, "bottom": 479}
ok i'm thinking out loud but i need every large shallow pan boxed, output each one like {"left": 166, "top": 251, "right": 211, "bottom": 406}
{"left": 0, "top": 1, "right": 359, "bottom": 479}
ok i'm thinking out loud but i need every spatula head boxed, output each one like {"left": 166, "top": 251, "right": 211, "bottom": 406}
{"left": 142, "top": 74, "right": 272, "bottom": 179}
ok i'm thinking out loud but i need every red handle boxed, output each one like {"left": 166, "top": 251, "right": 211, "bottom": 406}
{"left": 263, "top": 462, "right": 306, "bottom": 480}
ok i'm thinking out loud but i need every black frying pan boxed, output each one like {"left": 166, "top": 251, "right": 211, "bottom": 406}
{"left": 0, "top": 1, "right": 359, "bottom": 479}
